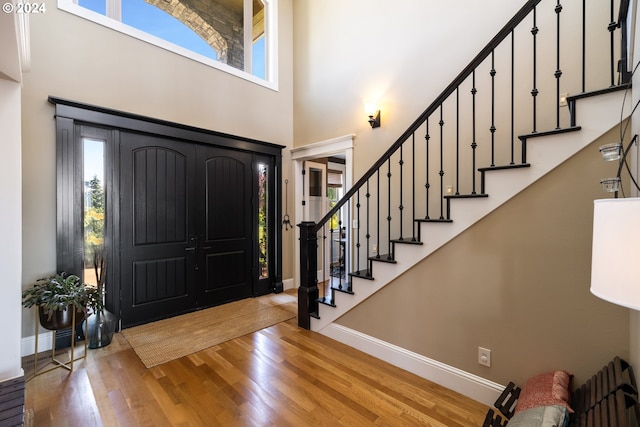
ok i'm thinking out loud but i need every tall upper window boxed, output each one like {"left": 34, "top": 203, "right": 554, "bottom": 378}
{"left": 59, "top": 0, "right": 276, "bottom": 88}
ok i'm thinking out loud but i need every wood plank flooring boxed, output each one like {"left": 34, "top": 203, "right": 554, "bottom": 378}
{"left": 24, "top": 290, "right": 489, "bottom": 426}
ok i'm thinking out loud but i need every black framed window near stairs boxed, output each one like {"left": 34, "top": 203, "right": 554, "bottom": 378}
{"left": 51, "top": 96, "right": 284, "bottom": 329}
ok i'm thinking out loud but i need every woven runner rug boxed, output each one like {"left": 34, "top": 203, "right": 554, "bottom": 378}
{"left": 121, "top": 297, "right": 295, "bottom": 368}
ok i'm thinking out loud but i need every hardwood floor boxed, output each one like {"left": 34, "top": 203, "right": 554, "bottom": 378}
{"left": 24, "top": 290, "right": 489, "bottom": 426}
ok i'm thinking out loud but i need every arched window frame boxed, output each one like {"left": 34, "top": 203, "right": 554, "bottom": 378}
{"left": 57, "top": 0, "right": 278, "bottom": 90}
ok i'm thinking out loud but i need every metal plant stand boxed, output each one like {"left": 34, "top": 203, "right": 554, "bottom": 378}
{"left": 31, "top": 308, "right": 87, "bottom": 378}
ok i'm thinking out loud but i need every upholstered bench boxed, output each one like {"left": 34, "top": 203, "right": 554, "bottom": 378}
{"left": 483, "top": 357, "right": 640, "bottom": 427}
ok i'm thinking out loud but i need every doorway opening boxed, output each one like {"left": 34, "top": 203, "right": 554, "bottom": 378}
{"left": 291, "top": 134, "right": 354, "bottom": 302}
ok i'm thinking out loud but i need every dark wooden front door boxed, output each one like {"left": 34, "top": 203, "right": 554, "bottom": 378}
{"left": 195, "top": 144, "right": 253, "bottom": 307}
{"left": 120, "top": 133, "right": 254, "bottom": 327}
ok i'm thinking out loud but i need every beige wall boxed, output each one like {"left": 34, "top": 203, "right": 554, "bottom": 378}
{"left": 20, "top": 0, "right": 295, "bottom": 337}
{"left": 293, "top": 0, "right": 521, "bottom": 170}
{"left": 336, "top": 127, "right": 630, "bottom": 387}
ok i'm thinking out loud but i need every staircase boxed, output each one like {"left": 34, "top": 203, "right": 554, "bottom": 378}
{"left": 298, "top": 0, "right": 633, "bottom": 333}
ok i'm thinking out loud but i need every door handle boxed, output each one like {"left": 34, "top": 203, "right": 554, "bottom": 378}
{"left": 185, "top": 247, "right": 199, "bottom": 270}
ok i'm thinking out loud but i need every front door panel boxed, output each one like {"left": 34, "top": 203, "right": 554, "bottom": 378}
{"left": 120, "top": 133, "right": 198, "bottom": 327}
{"left": 120, "top": 136, "right": 257, "bottom": 327}
{"left": 197, "top": 145, "right": 253, "bottom": 306}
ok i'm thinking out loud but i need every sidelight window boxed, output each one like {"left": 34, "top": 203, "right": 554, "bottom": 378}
{"left": 83, "top": 138, "right": 106, "bottom": 287}
{"left": 257, "top": 163, "right": 269, "bottom": 279}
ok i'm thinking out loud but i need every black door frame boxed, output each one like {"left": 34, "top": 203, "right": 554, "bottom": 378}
{"left": 51, "top": 96, "right": 284, "bottom": 328}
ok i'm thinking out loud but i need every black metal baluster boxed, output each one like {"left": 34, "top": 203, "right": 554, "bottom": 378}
{"left": 321, "top": 224, "right": 328, "bottom": 303}
{"left": 455, "top": 88, "right": 460, "bottom": 195}
{"left": 531, "top": 6, "right": 539, "bottom": 133}
{"left": 511, "top": 30, "right": 515, "bottom": 165}
{"left": 490, "top": 50, "right": 497, "bottom": 167}
{"left": 411, "top": 133, "right": 417, "bottom": 241}
{"left": 582, "top": 0, "right": 586, "bottom": 93}
{"left": 398, "top": 145, "right": 404, "bottom": 241}
{"left": 376, "top": 170, "right": 381, "bottom": 260}
{"left": 365, "top": 179, "right": 371, "bottom": 276}
{"left": 471, "top": 71, "right": 478, "bottom": 192}
{"left": 387, "top": 159, "right": 392, "bottom": 260}
{"left": 555, "top": 0, "right": 563, "bottom": 130}
{"left": 438, "top": 105, "right": 445, "bottom": 220}
{"left": 425, "top": 119, "right": 431, "bottom": 219}
{"left": 608, "top": 0, "right": 616, "bottom": 86}
{"left": 329, "top": 224, "right": 335, "bottom": 293}
{"left": 354, "top": 190, "right": 360, "bottom": 288}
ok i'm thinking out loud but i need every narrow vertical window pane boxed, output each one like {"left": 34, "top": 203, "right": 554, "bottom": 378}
{"left": 83, "top": 138, "right": 105, "bottom": 286}
{"left": 258, "top": 163, "right": 269, "bottom": 279}
{"left": 252, "top": 1, "right": 266, "bottom": 79}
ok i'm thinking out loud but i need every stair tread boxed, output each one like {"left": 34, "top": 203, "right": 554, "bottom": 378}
{"left": 317, "top": 297, "right": 336, "bottom": 307}
{"left": 478, "top": 163, "right": 530, "bottom": 172}
{"left": 370, "top": 254, "right": 396, "bottom": 263}
{"left": 416, "top": 218, "right": 453, "bottom": 223}
{"left": 444, "top": 193, "right": 489, "bottom": 199}
{"left": 567, "top": 83, "right": 630, "bottom": 102}
{"left": 390, "top": 238, "right": 423, "bottom": 245}
{"left": 350, "top": 270, "right": 374, "bottom": 280}
{"left": 331, "top": 282, "right": 354, "bottom": 294}
{"left": 518, "top": 126, "right": 581, "bottom": 141}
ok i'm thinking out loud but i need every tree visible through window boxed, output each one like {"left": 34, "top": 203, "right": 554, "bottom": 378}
{"left": 83, "top": 138, "right": 105, "bottom": 287}
{"left": 257, "top": 163, "right": 269, "bottom": 279}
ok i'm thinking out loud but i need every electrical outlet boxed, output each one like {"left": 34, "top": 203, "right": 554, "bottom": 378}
{"left": 373, "top": 244, "right": 378, "bottom": 253}
{"left": 352, "top": 219, "right": 359, "bottom": 229}
{"left": 478, "top": 347, "right": 491, "bottom": 367}
{"left": 559, "top": 92, "right": 569, "bottom": 107}
{"left": 446, "top": 185, "right": 454, "bottom": 195}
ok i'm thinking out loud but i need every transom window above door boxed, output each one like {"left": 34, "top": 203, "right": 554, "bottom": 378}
{"left": 58, "top": 0, "right": 277, "bottom": 89}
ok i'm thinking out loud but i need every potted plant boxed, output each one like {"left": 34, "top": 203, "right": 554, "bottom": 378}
{"left": 22, "top": 272, "right": 101, "bottom": 330}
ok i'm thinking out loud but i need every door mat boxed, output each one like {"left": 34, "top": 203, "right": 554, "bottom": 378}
{"left": 121, "top": 297, "right": 295, "bottom": 368}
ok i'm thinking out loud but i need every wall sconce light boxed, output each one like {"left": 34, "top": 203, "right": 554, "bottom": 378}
{"left": 590, "top": 197, "right": 640, "bottom": 310}
{"left": 598, "top": 134, "right": 639, "bottom": 196}
{"left": 365, "top": 101, "right": 381, "bottom": 128}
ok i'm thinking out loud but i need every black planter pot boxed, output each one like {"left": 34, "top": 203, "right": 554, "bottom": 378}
{"left": 38, "top": 306, "right": 85, "bottom": 331}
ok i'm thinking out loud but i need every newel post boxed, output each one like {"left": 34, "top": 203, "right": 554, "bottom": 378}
{"left": 298, "top": 221, "right": 319, "bottom": 329}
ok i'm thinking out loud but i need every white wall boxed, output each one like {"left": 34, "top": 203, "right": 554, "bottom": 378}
{"left": 0, "top": 10, "right": 24, "bottom": 381}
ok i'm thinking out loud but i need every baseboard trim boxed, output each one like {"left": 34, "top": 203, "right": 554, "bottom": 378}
{"left": 320, "top": 323, "right": 504, "bottom": 407}
{"left": 21, "top": 332, "right": 53, "bottom": 357}
{"left": 282, "top": 277, "right": 295, "bottom": 291}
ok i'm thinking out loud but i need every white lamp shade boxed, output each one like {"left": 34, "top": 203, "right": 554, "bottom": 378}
{"left": 591, "top": 198, "right": 640, "bottom": 310}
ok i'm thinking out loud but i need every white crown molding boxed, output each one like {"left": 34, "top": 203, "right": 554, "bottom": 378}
{"left": 291, "top": 134, "right": 355, "bottom": 160}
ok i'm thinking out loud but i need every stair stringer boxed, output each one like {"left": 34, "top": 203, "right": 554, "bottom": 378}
{"left": 311, "top": 89, "right": 630, "bottom": 333}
